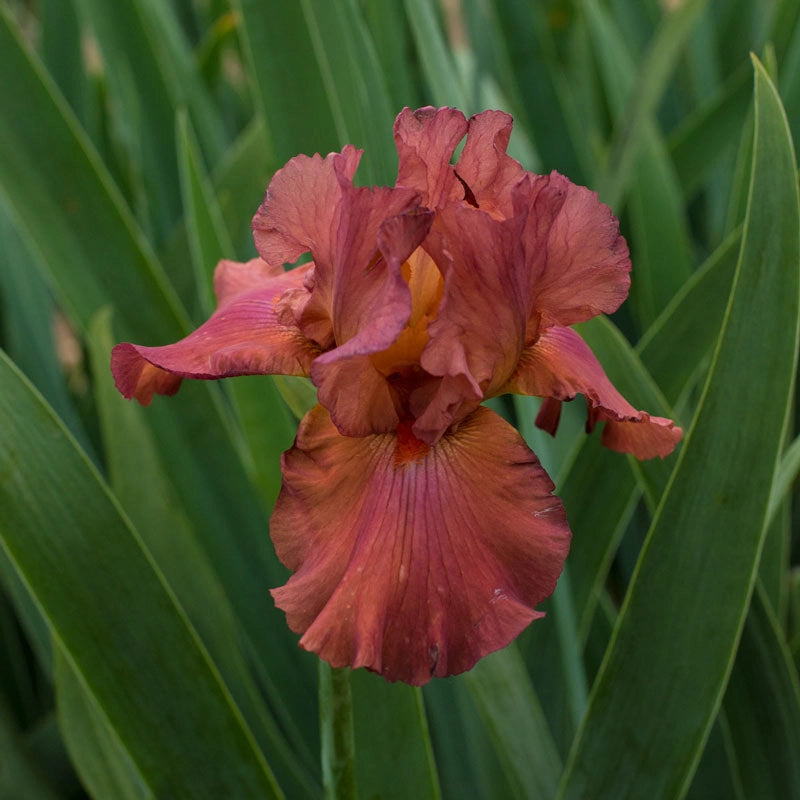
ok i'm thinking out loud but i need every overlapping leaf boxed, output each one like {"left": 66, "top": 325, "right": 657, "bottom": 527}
{"left": 559, "top": 59, "right": 800, "bottom": 800}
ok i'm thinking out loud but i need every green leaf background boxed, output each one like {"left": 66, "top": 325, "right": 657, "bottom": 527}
{"left": 1, "top": 0, "right": 799, "bottom": 797}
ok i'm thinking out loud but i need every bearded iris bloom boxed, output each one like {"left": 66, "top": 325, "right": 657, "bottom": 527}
{"left": 112, "top": 107, "right": 681, "bottom": 686}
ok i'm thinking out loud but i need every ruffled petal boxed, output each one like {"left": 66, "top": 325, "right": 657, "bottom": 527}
{"left": 111, "top": 258, "right": 319, "bottom": 405}
{"left": 454, "top": 110, "right": 524, "bottom": 219}
{"left": 394, "top": 106, "right": 468, "bottom": 208}
{"left": 506, "top": 325, "right": 682, "bottom": 459}
{"left": 412, "top": 204, "right": 528, "bottom": 443}
{"left": 311, "top": 208, "right": 434, "bottom": 437}
{"left": 214, "top": 255, "right": 285, "bottom": 305}
{"left": 515, "top": 172, "right": 632, "bottom": 328}
{"left": 271, "top": 405, "right": 570, "bottom": 685}
{"left": 327, "top": 194, "right": 429, "bottom": 347}
{"left": 251, "top": 146, "right": 361, "bottom": 346}
{"left": 251, "top": 145, "right": 361, "bottom": 269}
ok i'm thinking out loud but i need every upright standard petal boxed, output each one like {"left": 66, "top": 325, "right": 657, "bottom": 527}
{"left": 111, "top": 258, "right": 319, "bottom": 405}
{"left": 310, "top": 207, "right": 434, "bottom": 437}
{"left": 394, "top": 106, "right": 468, "bottom": 208}
{"left": 454, "top": 110, "right": 524, "bottom": 219}
{"left": 412, "top": 203, "right": 529, "bottom": 442}
{"left": 506, "top": 325, "right": 682, "bottom": 459}
{"left": 271, "top": 405, "right": 570, "bottom": 686}
{"left": 252, "top": 145, "right": 361, "bottom": 270}
{"left": 253, "top": 139, "right": 430, "bottom": 436}
{"left": 252, "top": 146, "right": 361, "bottom": 347}
{"left": 514, "top": 172, "right": 632, "bottom": 329}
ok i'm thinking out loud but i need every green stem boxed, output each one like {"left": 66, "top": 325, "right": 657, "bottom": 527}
{"left": 319, "top": 661, "right": 358, "bottom": 800}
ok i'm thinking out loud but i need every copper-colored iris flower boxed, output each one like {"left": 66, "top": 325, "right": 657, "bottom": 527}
{"left": 112, "top": 107, "right": 682, "bottom": 686}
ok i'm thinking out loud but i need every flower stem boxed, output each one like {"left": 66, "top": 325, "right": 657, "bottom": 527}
{"left": 319, "top": 661, "right": 358, "bottom": 800}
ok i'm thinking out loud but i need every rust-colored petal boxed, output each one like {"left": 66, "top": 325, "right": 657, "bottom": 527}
{"left": 514, "top": 172, "right": 632, "bottom": 329}
{"left": 252, "top": 138, "right": 431, "bottom": 437}
{"left": 326, "top": 195, "right": 431, "bottom": 347}
{"left": 394, "top": 106, "right": 468, "bottom": 208}
{"left": 252, "top": 141, "right": 424, "bottom": 337}
{"left": 412, "top": 203, "right": 528, "bottom": 443}
{"left": 111, "top": 258, "right": 319, "bottom": 405}
{"left": 252, "top": 145, "right": 361, "bottom": 270}
{"left": 271, "top": 405, "right": 570, "bottom": 686}
{"left": 251, "top": 146, "right": 361, "bottom": 346}
{"left": 506, "top": 325, "right": 682, "bottom": 459}
{"left": 311, "top": 208, "right": 434, "bottom": 437}
{"left": 455, "top": 110, "right": 524, "bottom": 218}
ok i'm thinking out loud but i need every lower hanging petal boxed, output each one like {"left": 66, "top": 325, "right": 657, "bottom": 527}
{"left": 505, "top": 325, "right": 682, "bottom": 459}
{"left": 112, "top": 258, "right": 320, "bottom": 405}
{"left": 270, "top": 405, "right": 571, "bottom": 686}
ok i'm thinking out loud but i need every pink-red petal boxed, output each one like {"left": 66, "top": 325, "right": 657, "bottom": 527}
{"left": 311, "top": 208, "right": 434, "bottom": 437}
{"left": 455, "top": 110, "right": 524, "bottom": 219}
{"left": 252, "top": 146, "right": 361, "bottom": 269}
{"left": 515, "top": 172, "right": 632, "bottom": 329}
{"left": 271, "top": 405, "right": 570, "bottom": 685}
{"left": 412, "top": 203, "right": 529, "bottom": 442}
{"left": 394, "top": 107, "right": 468, "bottom": 208}
{"left": 111, "top": 258, "right": 319, "bottom": 405}
{"left": 506, "top": 325, "right": 682, "bottom": 459}
{"left": 252, "top": 138, "right": 432, "bottom": 437}
{"left": 326, "top": 193, "right": 429, "bottom": 347}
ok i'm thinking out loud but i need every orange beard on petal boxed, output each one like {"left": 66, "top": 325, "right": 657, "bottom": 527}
{"left": 393, "top": 418, "right": 431, "bottom": 466}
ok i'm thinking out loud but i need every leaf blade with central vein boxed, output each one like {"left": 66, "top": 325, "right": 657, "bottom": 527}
{"left": 0, "top": 10, "right": 320, "bottom": 753}
{"left": 558, "top": 57, "right": 800, "bottom": 800}
{"left": 0, "top": 351, "right": 283, "bottom": 800}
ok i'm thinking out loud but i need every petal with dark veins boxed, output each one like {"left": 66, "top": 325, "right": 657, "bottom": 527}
{"left": 394, "top": 106, "right": 468, "bottom": 208}
{"left": 515, "top": 172, "right": 632, "bottom": 329}
{"left": 271, "top": 405, "right": 571, "bottom": 685}
{"left": 111, "top": 259, "right": 318, "bottom": 405}
{"left": 455, "top": 110, "right": 524, "bottom": 219}
{"left": 506, "top": 325, "right": 682, "bottom": 459}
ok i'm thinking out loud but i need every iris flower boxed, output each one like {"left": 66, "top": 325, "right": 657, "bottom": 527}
{"left": 112, "top": 107, "right": 681, "bottom": 686}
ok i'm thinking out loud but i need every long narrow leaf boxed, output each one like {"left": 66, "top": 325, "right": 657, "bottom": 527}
{"left": 351, "top": 672, "right": 441, "bottom": 800}
{"left": 0, "top": 351, "right": 283, "bottom": 799}
{"left": 85, "top": 309, "right": 318, "bottom": 798}
{"left": 403, "top": 0, "right": 470, "bottom": 110}
{"left": 0, "top": 691, "right": 60, "bottom": 800}
{"left": 598, "top": 0, "right": 709, "bottom": 208}
{"left": 56, "top": 650, "right": 152, "bottom": 800}
{"left": 636, "top": 227, "right": 741, "bottom": 407}
{"left": 233, "top": 0, "right": 338, "bottom": 164}
{"left": 0, "top": 13, "right": 320, "bottom": 750}
{"left": 584, "top": 0, "right": 692, "bottom": 332}
{"left": 723, "top": 584, "right": 800, "bottom": 796}
{"left": 73, "top": 0, "right": 225, "bottom": 240}
{"left": 0, "top": 7, "right": 189, "bottom": 344}
{"left": 297, "top": 0, "right": 398, "bottom": 184}
{"left": 668, "top": 63, "right": 751, "bottom": 200}
{"left": 558, "top": 58, "right": 800, "bottom": 800}
{"left": 464, "top": 646, "right": 561, "bottom": 799}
